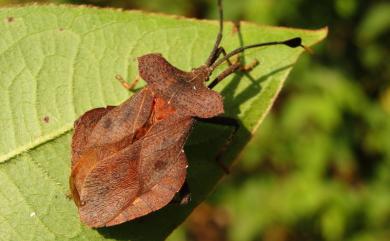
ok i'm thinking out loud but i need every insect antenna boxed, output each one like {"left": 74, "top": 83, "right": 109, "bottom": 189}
{"left": 205, "top": 0, "right": 223, "bottom": 66}
{"left": 210, "top": 37, "right": 312, "bottom": 70}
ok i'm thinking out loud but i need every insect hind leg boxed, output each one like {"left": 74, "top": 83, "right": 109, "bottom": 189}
{"left": 170, "top": 181, "right": 191, "bottom": 205}
{"left": 196, "top": 116, "right": 240, "bottom": 174}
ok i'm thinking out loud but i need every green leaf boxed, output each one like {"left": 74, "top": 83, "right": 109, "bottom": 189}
{"left": 0, "top": 5, "right": 327, "bottom": 241}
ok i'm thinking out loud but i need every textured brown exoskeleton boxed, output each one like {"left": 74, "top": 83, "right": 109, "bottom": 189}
{"left": 69, "top": 0, "right": 308, "bottom": 228}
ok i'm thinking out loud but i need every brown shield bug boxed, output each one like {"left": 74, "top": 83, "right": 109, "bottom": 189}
{"left": 69, "top": 0, "right": 308, "bottom": 228}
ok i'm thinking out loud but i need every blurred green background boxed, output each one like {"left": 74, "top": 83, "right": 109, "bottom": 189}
{"left": 2, "top": 0, "right": 389, "bottom": 240}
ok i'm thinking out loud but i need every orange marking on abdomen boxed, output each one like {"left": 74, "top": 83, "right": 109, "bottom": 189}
{"left": 133, "top": 97, "right": 176, "bottom": 141}
{"left": 153, "top": 97, "right": 176, "bottom": 122}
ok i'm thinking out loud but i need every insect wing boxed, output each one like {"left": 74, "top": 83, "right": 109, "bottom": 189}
{"left": 77, "top": 143, "right": 141, "bottom": 227}
{"left": 107, "top": 152, "right": 187, "bottom": 226}
{"left": 86, "top": 88, "right": 154, "bottom": 148}
{"left": 70, "top": 107, "right": 114, "bottom": 208}
{"left": 106, "top": 116, "right": 193, "bottom": 226}
{"left": 71, "top": 107, "right": 114, "bottom": 167}
{"left": 70, "top": 89, "right": 155, "bottom": 227}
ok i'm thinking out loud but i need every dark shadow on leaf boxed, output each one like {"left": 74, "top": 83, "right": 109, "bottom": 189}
{"left": 98, "top": 203, "right": 195, "bottom": 241}
{"left": 222, "top": 64, "right": 294, "bottom": 117}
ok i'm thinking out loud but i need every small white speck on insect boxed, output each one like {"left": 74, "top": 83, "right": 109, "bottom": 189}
{"left": 30, "top": 212, "right": 36, "bottom": 217}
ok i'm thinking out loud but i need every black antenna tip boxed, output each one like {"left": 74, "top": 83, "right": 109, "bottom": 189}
{"left": 283, "top": 37, "right": 302, "bottom": 48}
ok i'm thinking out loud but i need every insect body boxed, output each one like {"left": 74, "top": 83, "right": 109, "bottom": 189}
{"left": 70, "top": 57, "right": 221, "bottom": 227}
{"left": 70, "top": 0, "right": 306, "bottom": 228}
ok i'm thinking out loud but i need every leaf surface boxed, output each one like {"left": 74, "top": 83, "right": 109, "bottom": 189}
{"left": 0, "top": 5, "right": 327, "bottom": 241}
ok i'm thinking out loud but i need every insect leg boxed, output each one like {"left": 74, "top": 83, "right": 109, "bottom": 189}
{"left": 205, "top": 0, "right": 223, "bottom": 67}
{"left": 196, "top": 116, "right": 240, "bottom": 174}
{"left": 208, "top": 62, "right": 241, "bottom": 89}
{"left": 170, "top": 181, "right": 191, "bottom": 205}
{"left": 208, "top": 47, "right": 234, "bottom": 68}
{"left": 240, "top": 59, "right": 259, "bottom": 72}
{"left": 208, "top": 58, "right": 259, "bottom": 88}
{"left": 115, "top": 74, "right": 140, "bottom": 92}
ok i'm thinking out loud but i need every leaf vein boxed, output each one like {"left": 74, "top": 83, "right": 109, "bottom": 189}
{"left": 0, "top": 124, "right": 73, "bottom": 163}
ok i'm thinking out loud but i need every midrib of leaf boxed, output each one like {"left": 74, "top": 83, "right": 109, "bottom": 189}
{"left": 0, "top": 123, "right": 72, "bottom": 163}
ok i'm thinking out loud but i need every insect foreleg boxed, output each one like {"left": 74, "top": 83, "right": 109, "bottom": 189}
{"left": 208, "top": 62, "right": 241, "bottom": 89}
{"left": 207, "top": 47, "right": 235, "bottom": 68}
{"left": 208, "top": 58, "right": 259, "bottom": 89}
